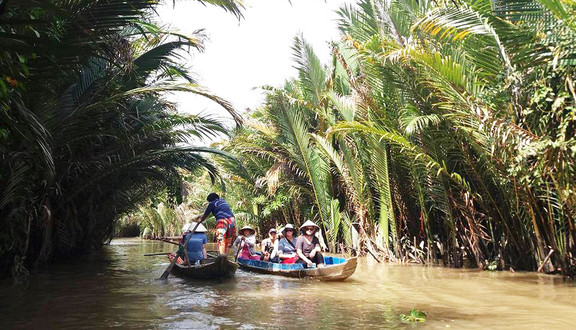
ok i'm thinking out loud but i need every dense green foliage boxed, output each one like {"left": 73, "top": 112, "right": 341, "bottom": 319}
{"left": 116, "top": 171, "right": 220, "bottom": 239}
{"left": 0, "top": 0, "right": 243, "bottom": 277}
{"left": 2, "top": 0, "right": 575, "bottom": 279}
{"left": 220, "top": 0, "right": 576, "bottom": 276}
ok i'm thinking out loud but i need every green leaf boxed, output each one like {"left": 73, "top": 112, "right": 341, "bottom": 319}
{"left": 0, "top": 79, "right": 6, "bottom": 96}
{"left": 21, "top": 63, "right": 29, "bottom": 76}
{"left": 400, "top": 308, "right": 427, "bottom": 323}
{"left": 0, "top": 128, "right": 9, "bottom": 140}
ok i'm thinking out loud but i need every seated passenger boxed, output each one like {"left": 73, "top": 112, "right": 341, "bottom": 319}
{"left": 296, "top": 220, "right": 324, "bottom": 268}
{"left": 261, "top": 228, "right": 279, "bottom": 262}
{"left": 278, "top": 224, "right": 299, "bottom": 264}
{"left": 233, "top": 225, "right": 260, "bottom": 260}
{"left": 182, "top": 222, "right": 208, "bottom": 265}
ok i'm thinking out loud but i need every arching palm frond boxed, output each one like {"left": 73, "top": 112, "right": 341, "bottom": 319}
{"left": 192, "top": 0, "right": 245, "bottom": 19}
{"left": 291, "top": 35, "right": 329, "bottom": 109}
{"left": 269, "top": 96, "right": 331, "bottom": 227}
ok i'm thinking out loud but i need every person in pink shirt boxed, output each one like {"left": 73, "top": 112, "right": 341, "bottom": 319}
{"left": 233, "top": 225, "right": 260, "bottom": 260}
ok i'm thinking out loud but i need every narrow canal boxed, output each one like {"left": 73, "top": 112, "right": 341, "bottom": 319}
{"left": 1, "top": 238, "right": 575, "bottom": 329}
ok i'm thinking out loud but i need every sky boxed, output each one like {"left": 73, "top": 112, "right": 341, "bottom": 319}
{"left": 156, "top": 0, "right": 355, "bottom": 127}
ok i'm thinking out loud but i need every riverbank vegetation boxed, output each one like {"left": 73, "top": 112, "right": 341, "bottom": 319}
{"left": 0, "top": 0, "right": 243, "bottom": 277}
{"left": 212, "top": 0, "right": 575, "bottom": 277}
{"left": 3, "top": 0, "right": 576, "bottom": 279}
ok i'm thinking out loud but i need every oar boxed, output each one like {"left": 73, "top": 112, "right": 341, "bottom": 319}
{"left": 207, "top": 252, "right": 219, "bottom": 259}
{"left": 144, "top": 252, "right": 172, "bottom": 256}
{"left": 159, "top": 238, "right": 179, "bottom": 246}
{"left": 159, "top": 221, "right": 203, "bottom": 281}
{"left": 234, "top": 240, "right": 244, "bottom": 262}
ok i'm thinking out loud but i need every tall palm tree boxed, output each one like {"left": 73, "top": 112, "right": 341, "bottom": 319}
{"left": 0, "top": 0, "right": 244, "bottom": 276}
{"left": 331, "top": 0, "right": 575, "bottom": 272}
{"left": 221, "top": 0, "right": 575, "bottom": 276}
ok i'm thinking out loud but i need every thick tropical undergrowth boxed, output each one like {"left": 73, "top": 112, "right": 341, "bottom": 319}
{"left": 0, "top": 0, "right": 243, "bottom": 277}
{"left": 218, "top": 0, "right": 576, "bottom": 277}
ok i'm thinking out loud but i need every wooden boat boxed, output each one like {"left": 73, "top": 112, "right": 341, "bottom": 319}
{"left": 237, "top": 256, "right": 357, "bottom": 281}
{"left": 170, "top": 254, "right": 238, "bottom": 280}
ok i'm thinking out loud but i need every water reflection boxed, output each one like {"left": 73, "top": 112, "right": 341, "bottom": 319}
{"left": 1, "top": 238, "right": 575, "bottom": 329}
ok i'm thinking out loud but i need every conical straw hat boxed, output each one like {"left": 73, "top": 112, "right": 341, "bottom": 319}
{"left": 183, "top": 222, "right": 207, "bottom": 233}
{"left": 299, "top": 220, "right": 320, "bottom": 232}
{"left": 239, "top": 225, "right": 255, "bottom": 234}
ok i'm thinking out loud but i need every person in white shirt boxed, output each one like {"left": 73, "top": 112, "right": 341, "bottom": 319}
{"left": 260, "top": 228, "right": 279, "bottom": 262}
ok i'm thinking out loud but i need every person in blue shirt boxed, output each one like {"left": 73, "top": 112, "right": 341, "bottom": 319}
{"left": 278, "top": 224, "right": 298, "bottom": 264}
{"left": 198, "top": 193, "right": 236, "bottom": 255}
{"left": 182, "top": 222, "right": 208, "bottom": 265}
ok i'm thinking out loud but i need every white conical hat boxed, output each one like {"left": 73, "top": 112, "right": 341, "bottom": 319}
{"left": 239, "top": 225, "right": 255, "bottom": 234}
{"left": 299, "top": 220, "right": 320, "bottom": 231}
{"left": 183, "top": 222, "right": 207, "bottom": 233}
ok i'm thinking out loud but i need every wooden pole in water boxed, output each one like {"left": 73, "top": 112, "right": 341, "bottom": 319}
{"left": 158, "top": 238, "right": 179, "bottom": 245}
{"left": 537, "top": 249, "right": 554, "bottom": 273}
{"left": 144, "top": 252, "right": 172, "bottom": 256}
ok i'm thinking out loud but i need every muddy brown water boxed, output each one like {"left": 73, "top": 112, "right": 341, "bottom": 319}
{"left": 0, "top": 238, "right": 575, "bottom": 329}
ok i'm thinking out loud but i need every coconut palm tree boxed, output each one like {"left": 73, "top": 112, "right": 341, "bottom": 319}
{"left": 220, "top": 0, "right": 575, "bottom": 276}
{"left": 331, "top": 0, "right": 576, "bottom": 273}
{"left": 0, "top": 0, "right": 244, "bottom": 276}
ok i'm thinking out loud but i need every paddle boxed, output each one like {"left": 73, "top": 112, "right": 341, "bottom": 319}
{"left": 234, "top": 239, "right": 244, "bottom": 262}
{"left": 144, "top": 252, "right": 173, "bottom": 256}
{"left": 159, "top": 239, "right": 179, "bottom": 246}
{"left": 159, "top": 221, "right": 203, "bottom": 280}
{"left": 207, "top": 252, "right": 219, "bottom": 259}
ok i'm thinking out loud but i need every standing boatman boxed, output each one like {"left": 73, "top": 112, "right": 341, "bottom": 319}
{"left": 197, "top": 193, "right": 236, "bottom": 255}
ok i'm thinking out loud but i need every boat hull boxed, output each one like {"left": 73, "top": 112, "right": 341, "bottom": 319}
{"left": 170, "top": 254, "right": 238, "bottom": 280}
{"left": 237, "top": 256, "right": 357, "bottom": 281}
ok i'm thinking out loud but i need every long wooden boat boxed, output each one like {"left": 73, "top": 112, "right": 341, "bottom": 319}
{"left": 170, "top": 254, "right": 238, "bottom": 280}
{"left": 237, "top": 256, "right": 357, "bottom": 281}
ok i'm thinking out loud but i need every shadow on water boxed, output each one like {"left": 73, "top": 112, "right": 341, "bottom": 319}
{"left": 1, "top": 238, "right": 576, "bottom": 329}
